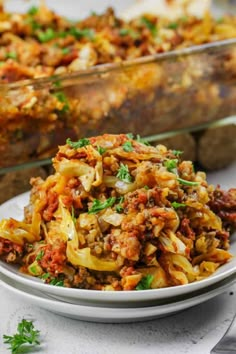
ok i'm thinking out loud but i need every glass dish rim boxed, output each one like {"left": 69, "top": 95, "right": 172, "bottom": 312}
{"left": 0, "top": 38, "right": 236, "bottom": 90}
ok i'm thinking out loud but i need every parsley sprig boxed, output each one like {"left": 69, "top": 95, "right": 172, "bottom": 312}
{"left": 3, "top": 319, "right": 40, "bottom": 354}
{"left": 136, "top": 274, "right": 154, "bottom": 290}
{"left": 88, "top": 197, "right": 116, "bottom": 214}
{"left": 171, "top": 201, "right": 187, "bottom": 209}
{"left": 27, "top": 6, "right": 38, "bottom": 16}
{"left": 53, "top": 92, "right": 69, "bottom": 113}
{"left": 50, "top": 278, "right": 64, "bottom": 286}
{"left": 164, "top": 159, "right": 199, "bottom": 187}
{"left": 125, "top": 133, "right": 150, "bottom": 146}
{"left": 116, "top": 163, "right": 133, "bottom": 183}
{"left": 115, "top": 196, "right": 124, "bottom": 213}
{"left": 172, "top": 150, "right": 183, "bottom": 157}
{"left": 136, "top": 134, "right": 150, "bottom": 146}
{"left": 97, "top": 146, "right": 107, "bottom": 155}
{"left": 66, "top": 137, "right": 91, "bottom": 149}
{"left": 141, "top": 17, "right": 158, "bottom": 36}
{"left": 35, "top": 250, "right": 44, "bottom": 261}
{"left": 122, "top": 141, "right": 133, "bottom": 152}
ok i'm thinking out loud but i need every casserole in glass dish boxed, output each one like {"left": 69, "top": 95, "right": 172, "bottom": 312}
{"left": 0, "top": 0, "right": 235, "bottom": 203}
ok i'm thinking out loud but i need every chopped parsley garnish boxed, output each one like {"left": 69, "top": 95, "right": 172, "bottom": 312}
{"left": 66, "top": 137, "right": 91, "bottom": 149}
{"left": 116, "top": 163, "right": 132, "bottom": 183}
{"left": 88, "top": 197, "right": 116, "bottom": 214}
{"left": 136, "top": 274, "right": 154, "bottom": 290}
{"left": 164, "top": 159, "right": 178, "bottom": 172}
{"left": 172, "top": 150, "right": 183, "bottom": 157}
{"left": 37, "top": 28, "right": 56, "bottom": 42}
{"left": 36, "top": 250, "right": 44, "bottom": 261}
{"left": 122, "top": 141, "right": 133, "bottom": 152}
{"left": 168, "top": 22, "right": 179, "bottom": 30}
{"left": 27, "top": 6, "right": 38, "bottom": 16}
{"left": 6, "top": 52, "right": 17, "bottom": 60}
{"left": 126, "top": 133, "right": 134, "bottom": 139}
{"left": 50, "top": 278, "right": 64, "bottom": 286}
{"left": 69, "top": 27, "right": 95, "bottom": 40}
{"left": 164, "top": 159, "right": 199, "bottom": 186}
{"left": 61, "top": 47, "right": 70, "bottom": 55}
{"left": 177, "top": 178, "right": 199, "bottom": 186}
{"left": 28, "top": 263, "right": 41, "bottom": 275}
{"left": 119, "top": 28, "right": 139, "bottom": 39}
{"left": 136, "top": 134, "right": 150, "bottom": 146}
{"left": 3, "top": 319, "right": 40, "bottom": 354}
{"left": 171, "top": 201, "right": 187, "bottom": 209}
{"left": 41, "top": 272, "right": 50, "bottom": 280}
{"left": 26, "top": 17, "right": 42, "bottom": 31}
{"left": 116, "top": 204, "right": 124, "bottom": 213}
{"left": 141, "top": 17, "right": 157, "bottom": 36}
{"left": 144, "top": 185, "right": 149, "bottom": 190}
{"left": 53, "top": 92, "right": 69, "bottom": 112}
{"left": 116, "top": 196, "right": 124, "bottom": 213}
{"left": 119, "top": 28, "right": 130, "bottom": 36}
{"left": 53, "top": 79, "right": 62, "bottom": 88}
{"left": 97, "top": 146, "right": 107, "bottom": 155}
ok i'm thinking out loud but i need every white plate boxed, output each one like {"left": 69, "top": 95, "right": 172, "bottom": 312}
{"left": 0, "top": 272, "right": 235, "bottom": 323}
{"left": 0, "top": 192, "right": 236, "bottom": 307}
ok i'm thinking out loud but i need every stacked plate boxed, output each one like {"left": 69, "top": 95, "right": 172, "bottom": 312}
{"left": 0, "top": 193, "right": 236, "bottom": 323}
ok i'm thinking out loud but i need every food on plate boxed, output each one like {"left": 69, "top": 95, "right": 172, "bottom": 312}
{"left": 1, "top": 3, "right": 236, "bottom": 169}
{"left": 0, "top": 134, "right": 235, "bottom": 291}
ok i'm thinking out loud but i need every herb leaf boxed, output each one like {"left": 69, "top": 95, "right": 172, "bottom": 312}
{"left": 97, "top": 146, "right": 107, "bottom": 155}
{"left": 168, "top": 22, "right": 179, "bottom": 30}
{"left": 88, "top": 197, "right": 116, "bottom": 214}
{"left": 136, "top": 135, "right": 150, "bottom": 146}
{"left": 3, "top": 319, "right": 40, "bottom": 354}
{"left": 177, "top": 178, "right": 199, "bottom": 186}
{"left": 171, "top": 201, "right": 187, "bottom": 209}
{"left": 116, "top": 163, "right": 132, "bottom": 183}
{"left": 53, "top": 92, "right": 69, "bottom": 113}
{"left": 136, "top": 274, "right": 154, "bottom": 290}
{"left": 6, "top": 52, "right": 17, "bottom": 60}
{"left": 119, "top": 29, "right": 139, "bottom": 39}
{"left": 36, "top": 250, "right": 44, "bottom": 261}
{"left": 164, "top": 159, "right": 199, "bottom": 186}
{"left": 69, "top": 27, "right": 95, "bottom": 40}
{"left": 122, "top": 141, "right": 133, "bottom": 152}
{"left": 41, "top": 272, "right": 50, "bottom": 280}
{"left": 116, "top": 205, "right": 124, "bottom": 213}
{"left": 37, "top": 28, "right": 56, "bottom": 42}
{"left": 141, "top": 17, "right": 157, "bottom": 36}
{"left": 61, "top": 47, "right": 70, "bottom": 55}
{"left": 115, "top": 196, "right": 125, "bottom": 213}
{"left": 66, "top": 137, "right": 90, "bottom": 149}
{"left": 50, "top": 278, "right": 64, "bottom": 286}
{"left": 164, "top": 159, "right": 178, "bottom": 172}
{"left": 126, "top": 133, "right": 134, "bottom": 139}
{"left": 27, "top": 6, "right": 38, "bottom": 16}
{"left": 172, "top": 150, "right": 183, "bottom": 157}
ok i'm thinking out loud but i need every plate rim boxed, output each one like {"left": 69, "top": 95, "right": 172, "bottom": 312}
{"left": 1, "top": 273, "right": 235, "bottom": 322}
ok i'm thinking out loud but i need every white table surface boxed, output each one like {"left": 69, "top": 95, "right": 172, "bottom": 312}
{"left": 0, "top": 163, "right": 236, "bottom": 354}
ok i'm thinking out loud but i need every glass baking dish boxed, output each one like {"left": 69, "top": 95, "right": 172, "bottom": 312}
{"left": 0, "top": 0, "right": 236, "bottom": 174}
